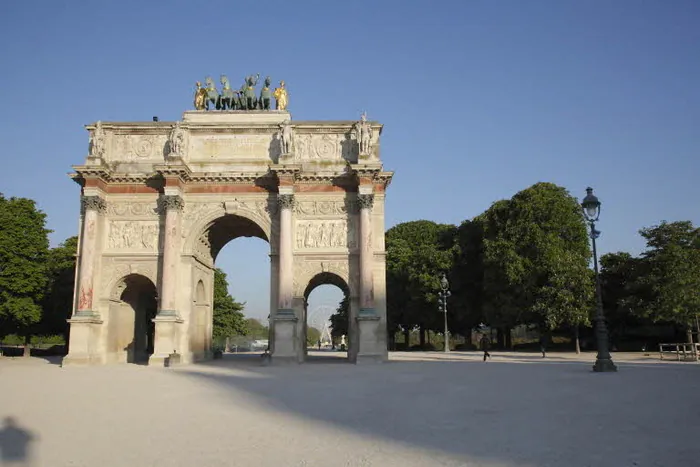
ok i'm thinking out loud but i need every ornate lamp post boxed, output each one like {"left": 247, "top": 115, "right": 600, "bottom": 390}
{"left": 582, "top": 187, "right": 617, "bottom": 372}
{"left": 438, "top": 273, "right": 451, "bottom": 352}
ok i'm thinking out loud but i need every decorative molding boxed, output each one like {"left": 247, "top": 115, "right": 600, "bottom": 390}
{"left": 81, "top": 195, "right": 106, "bottom": 214}
{"left": 294, "top": 199, "right": 358, "bottom": 216}
{"left": 278, "top": 194, "right": 295, "bottom": 210}
{"left": 106, "top": 201, "right": 159, "bottom": 217}
{"left": 102, "top": 260, "right": 158, "bottom": 301}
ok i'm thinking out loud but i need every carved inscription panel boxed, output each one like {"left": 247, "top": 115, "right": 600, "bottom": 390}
{"left": 108, "top": 221, "right": 160, "bottom": 250}
{"left": 190, "top": 135, "right": 277, "bottom": 159}
{"left": 111, "top": 135, "right": 168, "bottom": 162}
{"left": 295, "top": 220, "right": 356, "bottom": 250}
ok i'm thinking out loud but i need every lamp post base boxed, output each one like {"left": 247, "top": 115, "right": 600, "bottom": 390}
{"left": 593, "top": 357, "right": 617, "bottom": 372}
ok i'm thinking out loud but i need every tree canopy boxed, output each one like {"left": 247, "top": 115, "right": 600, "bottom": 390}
{"left": 0, "top": 195, "right": 51, "bottom": 346}
{"left": 212, "top": 268, "right": 247, "bottom": 339}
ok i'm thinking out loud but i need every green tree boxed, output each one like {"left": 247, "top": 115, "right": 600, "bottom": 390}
{"left": 386, "top": 220, "right": 457, "bottom": 347}
{"left": 212, "top": 268, "right": 247, "bottom": 340}
{"left": 635, "top": 221, "right": 700, "bottom": 342}
{"left": 330, "top": 296, "right": 349, "bottom": 339}
{"left": 245, "top": 318, "right": 269, "bottom": 340}
{"left": 0, "top": 195, "right": 51, "bottom": 355}
{"left": 306, "top": 326, "right": 321, "bottom": 347}
{"left": 480, "top": 183, "right": 593, "bottom": 349}
{"left": 40, "top": 236, "right": 79, "bottom": 342}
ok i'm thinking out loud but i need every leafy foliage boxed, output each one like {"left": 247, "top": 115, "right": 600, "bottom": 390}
{"left": 329, "top": 296, "right": 348, "bottom": 338}
{"left": 244, "top": 318, "right": 269, "bottom": 340}
{"left": 212, "top": 268, "right": 247, "bottom": 339}
{"left": 306, "top": 326, "right": 321, "bottom": 347}
{"left": 0, "top": 195, "right": 51, "bottom": 342}
{"left": 39, "top": 236, "right": 78, "bottom": 338}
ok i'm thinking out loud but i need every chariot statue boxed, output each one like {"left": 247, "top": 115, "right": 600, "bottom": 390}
{"left": 219, "top": 75, "right": 238, "bottom": 110}
{"left": 273, "top": 80, "right": 288, "bottom": 110}
{"left": 204, "top": 76, "right": 220, "bottom": 110}
{"left": 193, "top": 81, "right": 207, "bottom": 110}
{"left": 242, "top": 73, "right": 260, "bottom": 110}
{"left": 259, "top": 76, "right": 272, "bottom": 110}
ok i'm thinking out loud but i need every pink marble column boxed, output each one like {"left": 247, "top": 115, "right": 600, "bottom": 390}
{"left": 158, "top": 195, "right": 184, "bottom": 316}
{"left": 75, "top": 195, "right": 106, "bottom": 317}
{"left": 357, "top": 194, "right": 375, "bottom": 315}
{"left": 277, "top": 193, "right": 295, "bottom": 314}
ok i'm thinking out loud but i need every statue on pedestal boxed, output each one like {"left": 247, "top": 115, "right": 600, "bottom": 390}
{"left": 193, "top": 82, "right": 207, "bottom": 110}
{"left": 273, "top": 80, "right": 288, "bottom": 110}
{"left": 259, "top": 76, "right": 272, "bottom": 110}
{"left": 278, "top": 120, "right": 294, "bottom": 155}
{"left": 168, "top": 121, "right": 185, "bottom": 156}
{"left": 89, "top": 120, "right": 106, "bottom": 158}
{"left": 354, "top": 112, "right": 373, "bottom": 155}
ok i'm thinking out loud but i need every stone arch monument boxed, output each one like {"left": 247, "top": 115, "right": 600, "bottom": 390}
{"left": 64, "top": 110, "right": 393, "bottom": 365}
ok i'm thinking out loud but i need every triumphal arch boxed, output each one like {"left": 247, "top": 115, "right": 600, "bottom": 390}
{"left": 63, "top": 91, "right": 392, "bottom": 366}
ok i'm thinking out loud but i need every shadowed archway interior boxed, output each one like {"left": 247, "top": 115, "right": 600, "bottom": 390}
{"left": 117, "top": 274, "right": 157, "bottom": 364}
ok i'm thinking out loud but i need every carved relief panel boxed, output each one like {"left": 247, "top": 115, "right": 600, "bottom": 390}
{"left": 189, "top": 135, "right": 277, "bottom": 160}
{"left": 293, "top": 133, "right": 355, "bottom": 163}
{"left": 111, "top": 135, "right": 168, "bottom": 162}
{"left": 107, "top": 221, "right": 160, "bottom": 250}
{"left": 295, "top": 220, "right": 356, "bottom": 250}
{"left": 292, "top": 260, "right": 353, "bottom": 297}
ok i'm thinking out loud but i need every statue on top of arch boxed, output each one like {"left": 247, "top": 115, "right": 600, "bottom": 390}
{"left": 193, "top": 74, "right": 288, "bottom": 111}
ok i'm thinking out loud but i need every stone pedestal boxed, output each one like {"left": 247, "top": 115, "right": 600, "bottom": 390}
{"left": 62, "top": 316, "right": 104, "bottom": 366}
{"left": 148, "top": 316, "right": 183, "bottom": 366}
{"left": 272, "top": 313, "right": 300, "bottom": 364}
{"left": 355, "top": 315, "right": 385, "bottom": 364}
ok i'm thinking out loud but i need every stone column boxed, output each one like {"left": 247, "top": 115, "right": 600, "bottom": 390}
{"left": 277, "top": 193, "right": 295, "bottom": 313}
{"left": 158, "top": 195, "right": 184, "bottom": 316}
{"left": 358, "top": 194, "right": 375, "bottom": 315}
{"left": 75, "top": 195, "right": 106, "bottom": 317}
{"left": 273, "top": 193, "right": 299, "bottom": 361}
{"left": 63, "top": 195, "right": 106, "bottom": 365}
{"left": 150, "top": 194, "right": 184, "bottom": 366}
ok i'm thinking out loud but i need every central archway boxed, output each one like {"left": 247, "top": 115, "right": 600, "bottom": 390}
{"left": 302, "top": 272, "right": 352, "bottom": 362}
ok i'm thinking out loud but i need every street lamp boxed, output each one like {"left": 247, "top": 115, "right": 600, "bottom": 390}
{"left": 438, "top": 273, "right": 451, "bottom": 352}
{"left": 582, "top": 187, "right": 617, "bottom": 372}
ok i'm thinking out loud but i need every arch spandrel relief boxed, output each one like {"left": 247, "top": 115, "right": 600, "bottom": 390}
{"left": 292, "top": 260, "right": 352, "bottom": 298}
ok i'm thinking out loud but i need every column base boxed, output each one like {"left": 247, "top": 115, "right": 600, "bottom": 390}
{"left": 150, "top": 314, "right": 183, "bottom": 366}
{"left": 63, "top": 314, "right": 104, "bottom": 366}
{"left": 272, "top": 311, "right": 300, "bottom": 361}
{"left": 356, "top": 315, "right": 387, "bottom": 362}
{"left": 593, "top": 357, "right": 618, "bottom": 372}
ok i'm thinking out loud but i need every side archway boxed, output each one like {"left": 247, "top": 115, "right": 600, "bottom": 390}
{"left": 107, "top": 274, "right": 157, "bottom": 364}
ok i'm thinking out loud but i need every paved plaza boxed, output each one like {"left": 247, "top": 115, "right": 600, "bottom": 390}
{"left": 1, "top": 351, "right": 698, "bottom": 467}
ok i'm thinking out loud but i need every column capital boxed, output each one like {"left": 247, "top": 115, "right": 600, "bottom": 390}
{"left": 159, "top": 195, "right": 185, "bottom": 212}
{"left": 358, "top": 194, "right": 374, "bottom": 210}
{"left": 80, "top": 195, "right": 106, "bottom": 214}
{"left": 277, "top": 193, "right": 295, "bottom": 210}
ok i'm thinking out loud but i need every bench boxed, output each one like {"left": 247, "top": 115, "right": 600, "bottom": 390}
{"left": 659, "top": 343, "right": 700, "bottom": 362}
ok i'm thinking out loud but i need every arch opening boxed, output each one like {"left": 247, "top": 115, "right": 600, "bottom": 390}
{"left": 110, "top": 274, "right": 157, "bottom": 364}
{"left": 303, "top": 273, "right": 350, "bottom": 363}
{"left": 206, "top": 214, "right": 268, "bottom": 263}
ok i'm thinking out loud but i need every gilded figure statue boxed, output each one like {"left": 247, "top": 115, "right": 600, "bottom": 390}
{"left": 193, "top": 82, "right": 207, "bottom": 110}
{"left": 273, "top": 80, "right": 288, "bottom": 110}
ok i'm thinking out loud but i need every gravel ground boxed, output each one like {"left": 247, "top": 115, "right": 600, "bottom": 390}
{"left": 1, "top": 351, "right": 698, "bottom": 467}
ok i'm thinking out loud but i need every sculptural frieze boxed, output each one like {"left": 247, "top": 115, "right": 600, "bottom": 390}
{"left": 108, "top": 221, "right": 159, "bottom": 250}
{"left": 89, "top": 121, "right": 106, "bottom": 158}
{"left": 295, "top": 220, "right": 356, "bottom": 249}
{"left": 106, "top": 202, "right": 159, "bottom": 217}
{"left": 294, "top": 199, "right": 357, "bottom": 216}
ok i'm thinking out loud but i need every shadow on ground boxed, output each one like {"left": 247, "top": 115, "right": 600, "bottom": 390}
{"left": 175, "top": 352, "right": 700, "bottom": 466}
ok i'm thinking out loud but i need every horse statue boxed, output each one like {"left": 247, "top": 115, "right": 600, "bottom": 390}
{"left": 204, "top": 76, "right": 220, "bottom": 110}
{"left": 243, "top": 73, "right": 260, "bottom": 110}
{"left": 219, "top": 75, "right": 238, "bottom": 110}
{"left": 259, "top": 76, "right": 272, "bottom": 110}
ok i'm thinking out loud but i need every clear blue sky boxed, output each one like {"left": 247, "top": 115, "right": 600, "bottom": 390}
{"left": 1, "top": 1, "right": 698, "bottom": 321}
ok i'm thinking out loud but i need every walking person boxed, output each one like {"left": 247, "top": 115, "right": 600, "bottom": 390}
{"left": 480, "top": 333, "right": 491, "bottom": 361}
{"left": 540, "top": 335, "right": 547, "bottom": 358}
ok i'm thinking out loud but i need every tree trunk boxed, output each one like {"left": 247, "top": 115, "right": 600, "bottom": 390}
{"left": 403, "top": 329, "right": 410, "bottom": 348}
{"left": 23, "top": 334, "right": 31, "bottom": 358}
{"left": 427, "top": 330, "right": 431, "bottom": 345}
{"left": 419, "top": 326, "right": 426, "bottom": 348}
{"left": 687, "top": 327, "right": 694, "bottom": 344}
{"left": 225, "top": 337, "right": 231, "bottom": 353}
{"left": 574, "top": 326, "right": 581, "bottom": 354}
{"left": 505, "top": 327, "right": 513, "bottom": 349}
{"left": 496, "top": 328, "right": 505, "bottom": 349}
